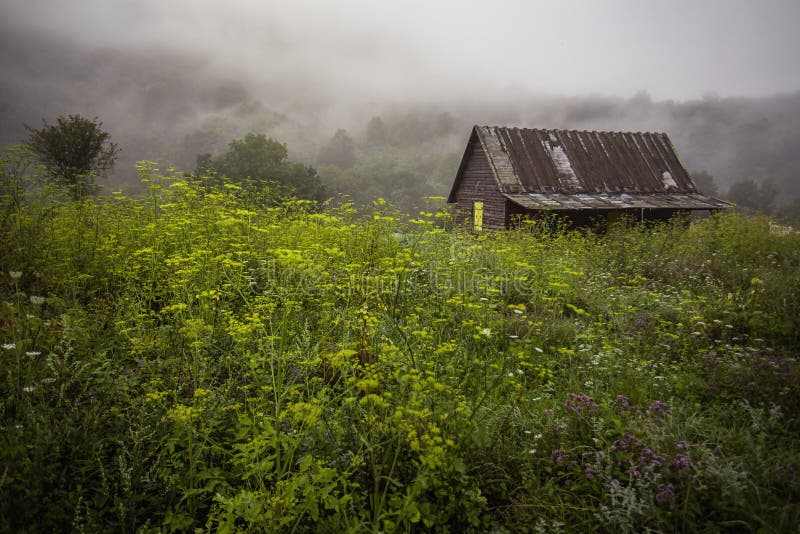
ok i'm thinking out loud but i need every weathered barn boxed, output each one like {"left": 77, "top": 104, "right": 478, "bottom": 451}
{"left": 448, "top": 125, "right": 732, "bottom": 231}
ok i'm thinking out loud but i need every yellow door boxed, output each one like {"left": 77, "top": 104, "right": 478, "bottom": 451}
{"left": 473, "top": 201, "right": 484, "bottom": 232}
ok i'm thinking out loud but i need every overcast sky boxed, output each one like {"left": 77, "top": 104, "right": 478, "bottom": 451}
{"left": 4, "top": 0, "right": 800, "bottom": 102}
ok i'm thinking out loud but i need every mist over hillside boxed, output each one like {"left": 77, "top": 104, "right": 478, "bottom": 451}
{"left": 2, "top": 16, "right": 799, "bottom": 205}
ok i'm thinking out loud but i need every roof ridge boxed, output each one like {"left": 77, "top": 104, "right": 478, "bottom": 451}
{"left": 479, "top": 125, "right": 666, "bottom": 136}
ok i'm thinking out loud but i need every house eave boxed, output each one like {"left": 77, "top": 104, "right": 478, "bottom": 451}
{"left": 503, "top": 192, "right": 734, "bottom": 211}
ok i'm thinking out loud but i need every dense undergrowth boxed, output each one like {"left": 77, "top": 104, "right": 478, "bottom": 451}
{"left": 2, "top": 163, "right": 800, "bottom": 532}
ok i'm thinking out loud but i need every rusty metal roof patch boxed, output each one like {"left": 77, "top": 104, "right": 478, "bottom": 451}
{"left": 478, "top": 126, "right": 700, "bottom": 195}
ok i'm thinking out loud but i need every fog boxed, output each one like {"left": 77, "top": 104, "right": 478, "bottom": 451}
{"left": 7, "top": 0, "right": 800, "bottom": 101}
{"left": 2, "top": 0, "right": 799, "bottom": 202}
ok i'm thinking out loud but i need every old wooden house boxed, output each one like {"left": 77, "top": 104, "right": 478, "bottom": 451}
{"left": 448, "top": 125, "right": 731, "bottom": 231}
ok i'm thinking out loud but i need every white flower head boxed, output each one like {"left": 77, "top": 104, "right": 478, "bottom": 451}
{"left": 9, "top": 271, "right": 22, "bottom": 280}
{"left": 2, "top": 343, "right": 15, "bottom": 350}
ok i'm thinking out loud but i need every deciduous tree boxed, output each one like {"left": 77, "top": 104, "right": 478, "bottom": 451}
{"left": 25, "top": 114, "right": 120, "bottom": 199}
{"left": 204, "top": 133, "right": 325, "bottom": 201}
{"left": 317, "top": 129, "right": 356, "bottom": 169}
{"left": 690, "top": 170, "right": 719, "bottom": 197}
{"left": 727, "top": 176, "right": 779, "bottom": 213}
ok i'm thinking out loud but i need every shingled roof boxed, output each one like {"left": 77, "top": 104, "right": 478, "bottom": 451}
{"left": 448, "top": 126, "right": 731, "bottom": 210}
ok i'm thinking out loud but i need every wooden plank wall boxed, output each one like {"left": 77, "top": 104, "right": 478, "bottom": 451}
{"left": 453, "top": 141, "right": 508, "bottom": 230}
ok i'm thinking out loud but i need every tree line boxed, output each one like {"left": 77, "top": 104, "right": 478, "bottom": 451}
{"left": 9, "top": 113, "right": 800, "bottom": 222}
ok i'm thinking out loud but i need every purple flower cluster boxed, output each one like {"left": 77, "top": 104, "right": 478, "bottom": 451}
{"left": 647, "top": 400, "right": 672, "bottom": 425}
{"left": 631, "top": 448, "right": 665, "bottom": 478}
{"left": 551, "top": 449, "right": 569, "bottom": 465}
{"left": 610, "top": 433, "right": 641, "bottom": 454}
{"left": 612, "top": 394, "right": 631, "bottom": 413}
{"left": 584, "top": 467, "right": 601, "bottom": 480}
{"left": 647, "top": 400, "right": 671, "bottom": 417}
{"left": 565, "top": 393, "right": 599, "bottom": 416}
{"left": 582, "top": 451, "right": 599, "bottom": 463}
{"left": 609, "top": 434, "right": 668, "bottom": 479}
{"left": 775, "top": 464, "right": 796, "bottom": 484}
{"left": 656, "top": 483, "right": 676, "bottom": 507}
{"left": 669, "top": 454, "right": 694, "bottom": 478}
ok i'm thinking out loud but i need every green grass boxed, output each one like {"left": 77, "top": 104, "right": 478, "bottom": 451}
{"left": 1, "top": 164, "right": 799, "bottom": 532}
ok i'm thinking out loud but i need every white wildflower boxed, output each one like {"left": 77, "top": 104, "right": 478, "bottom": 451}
{"left": 26, "top": 351, "right": 41, "bottom": 356}
{"left": 3, "top": 343, "right": 15, "bottom": 350}
{"left": 30, "top": 296, "right": 45, "bottom": 305}
{"left": 9, "top": 271, "right": 22, "bottom": 280}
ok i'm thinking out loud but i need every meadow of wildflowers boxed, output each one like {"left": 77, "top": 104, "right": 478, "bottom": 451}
{"left": 1, "top": 161, "right": 799, "bottom": 532}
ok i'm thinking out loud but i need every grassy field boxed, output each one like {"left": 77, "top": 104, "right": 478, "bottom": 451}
{"left": 2, "top": 165, "right": 799, "bottom": 532}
